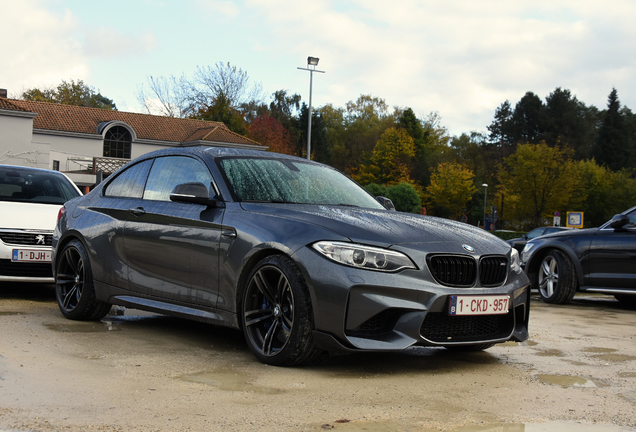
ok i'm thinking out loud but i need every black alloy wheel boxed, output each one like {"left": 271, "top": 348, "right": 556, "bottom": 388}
{"left": 242, "top": 255, "right": 321, "bottom": 366}
{"left": 55, "top": 240, "right": 110, "bottom": 320}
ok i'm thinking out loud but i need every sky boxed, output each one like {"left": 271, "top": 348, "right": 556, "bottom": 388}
{"left": 2, "top": 0, "right": 636, "bottom": 137}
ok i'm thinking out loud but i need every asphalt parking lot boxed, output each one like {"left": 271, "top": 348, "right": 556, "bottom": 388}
{"left": 1, "top": 284, "right": 635, "bottom": 432}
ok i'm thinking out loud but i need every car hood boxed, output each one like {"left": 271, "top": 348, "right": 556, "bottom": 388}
{"left": 0, "top": 201, "right": 61, "bottom": 231}
{"left": 241, "top": 203, "right": 509, "bottom": 254}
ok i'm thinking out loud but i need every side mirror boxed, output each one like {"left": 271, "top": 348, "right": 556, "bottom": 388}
{"left": 609, "top": 213, "right": 630, "bottom": 230}
{"left": 376, "top": 196, "right": 396, "bottom": 211}
{"left": 169, "top": 182, "right": 217, "bottom": 206}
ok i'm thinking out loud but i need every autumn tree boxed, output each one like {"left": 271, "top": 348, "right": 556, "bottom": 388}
{"left": 354, "top": 128, "right": 415, "bottom": 185}
{"left": 424, "top": 162, "right": 477, "bottom": 218}
{"left": 340, "top": 95, "right": 396, "bottom": 174}
{"left": 22, "top": 79, "right": 116, "bottom": 110}
{"left": 498, "top": 143, "right": 583, "bottom": 228}
{"left": 248, "top": 114, "right": 295, "bottom": 155}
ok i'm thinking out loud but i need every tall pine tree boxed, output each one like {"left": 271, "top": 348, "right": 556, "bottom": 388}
{"left": 592, "top": 88, "right": 628, "bottom": 171}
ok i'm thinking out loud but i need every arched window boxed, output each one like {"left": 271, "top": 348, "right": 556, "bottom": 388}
{"left": 103, "top": 126, "right": 132, "bottom": 159}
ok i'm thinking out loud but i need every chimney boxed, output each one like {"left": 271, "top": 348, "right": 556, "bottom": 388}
{"left": 0, "top": 89, "right": 7, "bottom": 98}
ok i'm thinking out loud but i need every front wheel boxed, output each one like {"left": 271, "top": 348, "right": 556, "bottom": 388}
{"left": 241, "top": 255, "right": 321, "bottom": 366}
{"left": 537, "top": 249, "right": 577, "bottom": 304}
{"left": 55, "top": 239, "right": 111, "bottom": 321}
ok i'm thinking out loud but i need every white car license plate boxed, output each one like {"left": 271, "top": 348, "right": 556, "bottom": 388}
{"left": 11, "top": 249, "right": 52, "bottom": 263}
{"left": 449, "top": 295, "right": 509, "bottom": 316}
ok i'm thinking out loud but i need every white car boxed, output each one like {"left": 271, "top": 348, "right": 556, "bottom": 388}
{"left": 1, "top": 165, "right": 82, "bottom": 282}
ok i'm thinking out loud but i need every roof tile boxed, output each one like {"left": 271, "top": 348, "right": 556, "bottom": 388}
{"left": 5, "top": 98, "right": 263, "bottom": 147}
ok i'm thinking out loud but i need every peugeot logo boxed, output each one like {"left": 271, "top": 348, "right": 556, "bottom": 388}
{"left": 35, "top": 235, "right": 46, "bottom": 245}
{"left": 462, "top": 244, "right": 475, "bottom": 253}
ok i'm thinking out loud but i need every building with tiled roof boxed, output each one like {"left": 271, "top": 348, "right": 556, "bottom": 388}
{"left": 0, "top": 92, "right": 265, "bottom": 188}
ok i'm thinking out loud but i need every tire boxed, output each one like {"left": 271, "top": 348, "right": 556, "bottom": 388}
{"left": 537, "top": 249, "right": 577, "bottom": 304}
{"left": 241, "top": 255, "right": 321, "bottom": 366}
{"left": 55, "top": 239, "right": 111, "bottom": 321}
{"left": 443, "top": 343, "right": 496, "bottom": 352}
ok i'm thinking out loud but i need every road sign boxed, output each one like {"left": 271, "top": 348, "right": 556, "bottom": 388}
{"left": 567, "top": 212, "right": 584, "bottom": 228}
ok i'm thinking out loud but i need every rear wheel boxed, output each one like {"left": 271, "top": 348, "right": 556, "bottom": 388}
{"left": 241, "top": 255, "right": 321, "bottom": 366}
{"left": 55, "top": 240, "right": 110, "bottom": 321}
{"left": 537, "top": 249, "right": 577, "bottom": 304}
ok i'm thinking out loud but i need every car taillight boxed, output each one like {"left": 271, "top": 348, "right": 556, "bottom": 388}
{"left": 57, "top": 206, "right": 66, "bottom": 223}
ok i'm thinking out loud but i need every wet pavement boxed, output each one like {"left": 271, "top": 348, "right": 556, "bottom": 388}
{"left": 0, "top": 284, "right": 635, "bottom": 431}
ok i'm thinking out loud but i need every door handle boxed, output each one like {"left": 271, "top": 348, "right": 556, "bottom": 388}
{"left": 222, "top": 228, "right": 237, "bottom": 239}
{"left": 129, "top": 207, "right": 146, "bottom": 217}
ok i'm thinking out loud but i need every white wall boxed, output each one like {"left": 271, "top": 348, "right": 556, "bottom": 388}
{"left": 0, "top": 114, "right": 50, "bottom": 168}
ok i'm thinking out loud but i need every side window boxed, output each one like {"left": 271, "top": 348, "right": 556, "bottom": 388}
{"left": 104, "top": 160, "right": 153, "bottom": 198}
{"left": 143, "top": 156, "right": 213, "bottom": 202}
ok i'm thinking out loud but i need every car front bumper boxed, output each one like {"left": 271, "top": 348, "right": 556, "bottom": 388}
{"left": 293, "top": 246, "right": 531, "bottom": 352}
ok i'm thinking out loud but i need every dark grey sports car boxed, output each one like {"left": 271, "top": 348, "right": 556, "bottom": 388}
{"left": 52, "top": 147, "right": 530, "bottom": 365}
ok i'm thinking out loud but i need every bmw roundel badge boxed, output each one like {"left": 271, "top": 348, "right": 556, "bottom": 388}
{"left": 462, "top": 244, "right": 475, "bottom": 253}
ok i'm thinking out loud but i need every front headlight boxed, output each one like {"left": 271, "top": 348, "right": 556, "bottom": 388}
{"left": 312, "top": 241, "right": 416, "bottom": 272}
{"left": 510, "top": 248, "right": 522, "bottom": 273}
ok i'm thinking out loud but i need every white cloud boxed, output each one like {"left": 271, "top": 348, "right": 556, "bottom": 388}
{"left": 82, "top": 28, "right": 157, "bottom": 60}
{"left": 241, "top": 0, "right": 636, "bottom": 134}
{"left": 0, "top": 0, "right": 89, "bottom": 96}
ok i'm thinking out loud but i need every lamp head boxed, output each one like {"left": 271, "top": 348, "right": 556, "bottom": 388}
{"left": 482, "top": 183, "right": 488, "bottom": 187}
{"left": 307, "top": 56, "right": 320, "bottom": 66}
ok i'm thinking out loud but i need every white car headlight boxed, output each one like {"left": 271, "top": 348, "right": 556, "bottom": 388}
{"left": 510, "top": 248, "right": 522, "bottom": 273}
{"left": 312, "top": 241, "right": 416, "bottom": 272}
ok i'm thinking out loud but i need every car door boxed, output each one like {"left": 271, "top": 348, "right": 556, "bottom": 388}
{"left": 91, "top": 159, "right": 153, "bottom": 290}
{"left": 586, "top": 209, "right": 636, "bottom": 289}
{"left": 123, "top": 155, "right": 224, "bottom": 307}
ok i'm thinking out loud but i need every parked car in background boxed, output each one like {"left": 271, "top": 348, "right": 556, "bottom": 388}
{"left": 0, "top": 165, "right": 82, "bottom": 282}
{"left": 507, "top": 226, "right": 573, "bottom": 254}
{"left": 53, "top": 147, "right": 530, "bottom": 366}
{"left": 522, "top": 205, "right": 636, "bottom": 305}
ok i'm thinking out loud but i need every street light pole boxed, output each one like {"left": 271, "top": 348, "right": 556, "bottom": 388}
{"left": 482, "top": 183, "right": 488, "bottom": 230}
{"left": 297, "top": 57, "right": 325, "bottom": 160}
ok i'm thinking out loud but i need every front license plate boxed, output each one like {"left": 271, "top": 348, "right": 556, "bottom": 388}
{"left": 11, "top": 249, "right": 52, "bottom": 263}
{"left": 449, "top": 295, "right": 509, "bottom": 316}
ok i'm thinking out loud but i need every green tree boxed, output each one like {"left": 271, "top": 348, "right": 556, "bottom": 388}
{"left": 340, "top": 95, "right": 396, "bottom": 174}
{"left": 577, "top": 160, "right": 636, "bottom": 226}
{"left": 386, "top": 183, "right": 422, "bottom": 213}
{"left": 425, "top": 162, "right": 477, "bottom": 218}
{"left": 319, "top": 104, "right": 348, "bottom": 171}
{"left": 354, "top": 128, "right": 415, "bottom": 185}
{"left": 298, "top": 103, "right": 329, "bottom": 162}
{"left": 192, "top": 93, "right": 247, "bottom": 134}
{"left": 592, "top": 88, "right": 629, "bottom": 171}
{"left": 512, "top": 91, "right": 545, "bottom": 144}
{"left": 543, "top": 88, "right": 597, "bottom": 159}
{"left": 22, "top": 79, "right": 117, "bottom": 110}
{"left": 498, "top": 143, "right": 583, "bottom": 228}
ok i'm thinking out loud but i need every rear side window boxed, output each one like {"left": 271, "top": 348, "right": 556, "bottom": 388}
{"left": 143, "top": 156, "right": 213, "bottom": 202}
{"left": 104, "top": 160, "right": 152, "bottom": 198}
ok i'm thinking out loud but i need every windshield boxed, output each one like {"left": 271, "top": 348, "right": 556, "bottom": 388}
{"left": 0, "top": 167, "right": 80, "bottom": 205}
{"left": 218, "top": 157, "right": 385, "bottom": 209}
